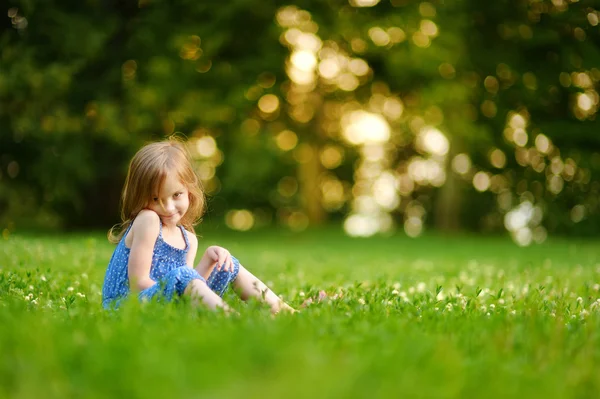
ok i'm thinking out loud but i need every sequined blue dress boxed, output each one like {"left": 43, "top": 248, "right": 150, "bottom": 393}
{"left": 102, "top": 220, "right": 239, "bottom": 309}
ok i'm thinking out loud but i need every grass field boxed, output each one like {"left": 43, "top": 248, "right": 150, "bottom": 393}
{"left": 2, "top": 226, "right": 600, "bottom": 398}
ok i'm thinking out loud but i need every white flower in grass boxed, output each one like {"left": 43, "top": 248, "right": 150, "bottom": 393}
{"left": 417, "top": 282, "right": 426, "bottom": 292}
{"left": 31, "top": 299, "right": 38, "bottom": 305}
{"left": 40, "top": 275, "right": 47, "bottom": 282}
{"left": 510, "top": 310, "right": 516, "bottom": 315}
{"left": 67, "top": 287, "right": 74, "bottom": 292}
{"left": 76, "top": 293, "right": 86, "bottom": 298}
{"left": 445, "top": 303, "right": 453, "bottom": 312}
{"left": 358, "top": 298, "right": 366, "bottom": 305}
{"left": 489, "top": 304, "right": 496, "bottom": 310}
{"left": 580, "top": 309, "right": 589, "bottom": 318}
{"left": 391, "top": 289, "right": 400, "bottom": 295}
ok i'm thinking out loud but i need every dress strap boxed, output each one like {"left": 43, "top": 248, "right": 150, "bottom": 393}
{"left": 179, "top": 225, "right": 190, "bottom": 251}
{"left": 157, "top": 218, "right": 163, "bottom": 237}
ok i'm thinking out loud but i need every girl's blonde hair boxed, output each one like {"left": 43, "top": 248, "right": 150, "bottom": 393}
{"left": 108, "top": 138, "right": 205, "bottom": 243}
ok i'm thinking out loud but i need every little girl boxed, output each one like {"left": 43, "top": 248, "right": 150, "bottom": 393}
{"left": 102, "top": 138, "right": 294, "bottom": 314}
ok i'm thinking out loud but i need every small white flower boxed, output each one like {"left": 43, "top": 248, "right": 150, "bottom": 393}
{"left": 299, "top": 291, "right": 305, "bottom": 297}
{"left": 31, "top": 299, "right": 38, "bottom": 305}
{"left": 40, "top": 275, "right": 47, "bottom": 282}
{"left": 445, "top": 303, "right": 453, "bottom": 312}
{"left": 510, "top": 310, "right": 516, "bottom": 315}
{"left": 577, "top": 297, "right": 583, "bottom": 303}
{"left": 76, "top": 292, "right": 86, "bottom": 298}
{"left": 392, "top": 282, "right": 401, "bottom": 289}
{"left": 391, "top": 289, "right": 400, "bottom": 295}
{"left": 28, "top": 285, "right": 34, "bottom": 291}
{"left": 67, "top": 287, "right": 74, "bottom": 292}
{"left": 489, "top": 304, "right": 496, "bottom": 310}
{"left": 417, "top": 282, "right": 426, "bottom": 293}
{"left": 358, "top": 298, "right": 366, "bottom": 305}
{"left": 498, "top": 299, "right": 505, "bottom": 305}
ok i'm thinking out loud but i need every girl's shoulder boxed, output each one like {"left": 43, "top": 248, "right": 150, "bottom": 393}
{"left": 124, "top": 210, "right": 161, "bottom": 248}
{"left": 182, "top": 227, "right": 198, "bottom": 247}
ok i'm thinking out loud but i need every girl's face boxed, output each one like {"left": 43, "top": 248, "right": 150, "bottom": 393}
{"left": 147, "top": 171, "right": 190, "bottom": 228}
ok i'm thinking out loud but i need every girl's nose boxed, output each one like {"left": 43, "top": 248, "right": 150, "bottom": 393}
{"left": 162, "top": 201, "right": 175, "bottom": 212}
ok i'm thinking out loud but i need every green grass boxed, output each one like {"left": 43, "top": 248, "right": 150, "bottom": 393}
{"left": 2, "top": 227, "right": 600, "bottom": 398}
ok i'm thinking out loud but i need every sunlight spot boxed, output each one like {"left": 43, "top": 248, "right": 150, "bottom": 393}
{"left": 344, "top": 214, "right": 380, "bottom": 237}
{"left": 535, "top": 134, "right": 551, "bottom": 154}
{"left": 452, "top": 154, "right": 471, "bottom": 175}
{"left": 276, "top": 130, "right": 298, "bottom": 151}
{"left": 420, "top": 20, "right": 438, "bottom": 37}
{"left": 341, "top": 111, "right": 390, "bottom": 145}
{"left": 571, "top": 204, "right": 586, "bottom": 223}
{"left": 348, "top": 58, "right": 370, "bottom": 76}
{"left": 490, "top": 149, "right": 506, "bottom": 169}
{"left": 320, "top": 146, "right": 344, "bottom": 169}
{"left": 349, "top": 0, "right": 381, "bottom": 7}
{"left": 291, "top": 50, "right": 317, "bottom": 72}
{"left": 368, "top": 27, "right": 390, "bottom": 46}
{"left": 404, "top": 217, "right": 423, "bottom": 238}
{"left": 473, "top": 172, "right": 491, "bottom": 192}
{"left": 338, "top": 73, "right": 360, "bottom": 91}
{"left": 417, "top": 127, "right": 449, "bottom": 156}
{"left": 258, "top": 94, "right": 280, "bottom": 114}
{"left": 318, "top": 59, "right": 340, "bottom": 79}
{"left": 196, "top": 136, "right": 217, "bottom": 158}
{"left": 226, "top": 210, "right": 254, "bottom": 231}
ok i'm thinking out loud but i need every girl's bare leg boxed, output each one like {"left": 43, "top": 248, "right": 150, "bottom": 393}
{"left": 184, "top": 279, "right": 232, "bottom": 313}
{"left": 233, "top": 265, "right": 296, "bottom": 314}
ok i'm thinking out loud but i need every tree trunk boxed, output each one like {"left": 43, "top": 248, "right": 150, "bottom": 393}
{"left": 298, "top": 142, "right": 325, "bottom": 225}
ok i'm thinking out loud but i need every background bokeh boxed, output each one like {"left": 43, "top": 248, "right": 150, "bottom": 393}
{"left": 2, "top": 0, "right": 600, "bottom": 245}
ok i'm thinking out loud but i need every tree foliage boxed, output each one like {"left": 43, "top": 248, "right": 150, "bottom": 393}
{"left": 1, "top": 0, "right": 600, "bottom": 242}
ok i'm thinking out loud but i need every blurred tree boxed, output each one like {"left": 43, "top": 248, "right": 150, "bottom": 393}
{"left": 1, "top": 0, "right": 600, "bottom": 243}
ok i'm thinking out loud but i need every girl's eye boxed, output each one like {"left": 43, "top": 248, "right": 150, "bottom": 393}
{"left": 153, "top": 198, "right": 159, "bottom": 202}
{"left": 174, "top": 192, "right": 181, "bottom": 198}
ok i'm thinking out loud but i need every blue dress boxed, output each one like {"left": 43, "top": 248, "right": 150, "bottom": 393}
{"left": 102, "top": 220, "right": 240, "bottom": 309}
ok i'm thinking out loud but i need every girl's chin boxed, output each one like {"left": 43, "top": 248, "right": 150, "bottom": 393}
{"left": 161, "top": 215, "right": 180, "bottom": 225}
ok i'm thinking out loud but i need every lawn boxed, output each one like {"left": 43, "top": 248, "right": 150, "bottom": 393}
{"left": 1, "top": 226, "right": 600, "bottom": 398}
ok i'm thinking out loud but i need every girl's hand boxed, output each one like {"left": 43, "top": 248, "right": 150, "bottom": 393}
{"left": 198, "top": 246, "right": 234, "bottom": 274}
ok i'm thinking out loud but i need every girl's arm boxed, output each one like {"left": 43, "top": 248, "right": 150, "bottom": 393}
{"left": 185, "top": 232, "right": 198, "bottom": 268}
{"left": 127, "top": 210, "right": 161, "bottom": 292}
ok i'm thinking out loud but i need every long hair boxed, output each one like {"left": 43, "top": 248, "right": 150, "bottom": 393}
{"left": 108, "top": 138, "right": 205, "bottom": 243}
